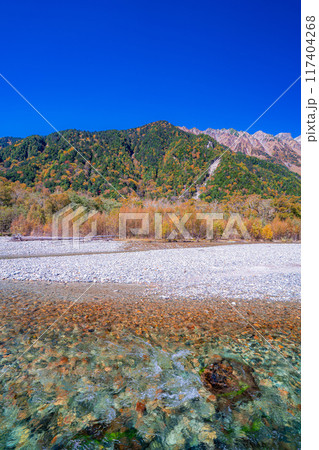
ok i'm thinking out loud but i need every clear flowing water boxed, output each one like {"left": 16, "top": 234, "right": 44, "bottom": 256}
{"left": 0, "top": 282, "right": 301, "bottom": 449}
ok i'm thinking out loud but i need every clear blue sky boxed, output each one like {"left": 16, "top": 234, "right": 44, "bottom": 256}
{"left": 0, "top": 0, "right": 300, "bottom": 138}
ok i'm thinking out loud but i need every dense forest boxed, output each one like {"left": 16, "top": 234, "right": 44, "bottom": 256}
{"left": 0, "top": 136, "right": 21, "bottom": 149}
{"left": 0, "top": 121, "right": 300, "bottom": 200}
{"left": 0, "top": 121, "right": 301, "bottom": 239}
{"left": 0, "top": 180, "right": 301, "bottom": 240}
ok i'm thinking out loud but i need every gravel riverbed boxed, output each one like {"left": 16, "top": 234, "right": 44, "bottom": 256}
{"left": 0, "top": 236, "right": 125, "bottom": 257}
{"left": 0, "top": 242, "right": 300, "bottom": 301}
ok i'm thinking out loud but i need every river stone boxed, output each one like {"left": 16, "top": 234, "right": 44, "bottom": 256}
{"left": 201, "top": 355, "right": 260, "bottom": 406}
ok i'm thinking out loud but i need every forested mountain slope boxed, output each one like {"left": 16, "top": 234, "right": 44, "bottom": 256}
{"left": 0, "top": 121, "right": 300, "bottom": 200}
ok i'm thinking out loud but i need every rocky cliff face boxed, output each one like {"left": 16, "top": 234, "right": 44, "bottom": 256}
{"left": 178, "top": 127, "right": 301, "bottom": 174}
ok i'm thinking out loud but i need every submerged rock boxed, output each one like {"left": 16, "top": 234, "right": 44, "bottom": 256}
{"left": 200, "top": 355, "right": 260, "bottom": 406}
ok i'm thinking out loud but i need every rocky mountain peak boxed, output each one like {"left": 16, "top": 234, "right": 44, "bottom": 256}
{"left": 276, "top": 132, "right": 293, "bottom": 141}
{"left": 179, "top": 125, "right": 301, "bottom": 175}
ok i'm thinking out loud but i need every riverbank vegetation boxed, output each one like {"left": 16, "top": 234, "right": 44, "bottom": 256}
{"left": 0, "top": 179, "right": 300, "bottom": 241}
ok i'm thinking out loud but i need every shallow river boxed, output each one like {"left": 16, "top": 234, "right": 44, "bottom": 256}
{"left": 0, "top": 281, "right": 300, "bottom": 449}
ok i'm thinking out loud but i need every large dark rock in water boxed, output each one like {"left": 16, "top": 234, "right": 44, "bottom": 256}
{"left": 201, "top": 355, "right": 260, "bottom": 406}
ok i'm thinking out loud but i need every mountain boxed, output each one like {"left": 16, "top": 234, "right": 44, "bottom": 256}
{"left": 0, "top": 137, "right": 21, "bottom": 149}
{"left": 0, "top": 121, "right": 300, "bottom": 201}
{"left": 178, "top": 127, "right": 301, "bottom": 175}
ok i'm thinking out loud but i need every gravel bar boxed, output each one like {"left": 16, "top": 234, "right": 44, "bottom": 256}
{"left": 0, "top": 243, "right": 300, "bottom": 301}
{"left": 0, "top": 237, "right": 125, "bottom": 257}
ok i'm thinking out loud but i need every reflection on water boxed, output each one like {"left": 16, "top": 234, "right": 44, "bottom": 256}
{"left": 0, "top": 282, "right": 300, "bottom": 449}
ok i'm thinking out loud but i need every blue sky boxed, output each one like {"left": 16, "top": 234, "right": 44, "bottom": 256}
{"left": 0, "top": 0, "right": 300, "bottom": 138}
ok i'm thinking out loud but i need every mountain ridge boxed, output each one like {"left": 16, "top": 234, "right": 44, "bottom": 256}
{"left": 0, "top": 136, "right": 22, "bottom": 149}
{"left": 0, "top": 121, "right": 300, "bottom": 201}
{"left": 178, "top": 126, "right": 301, "bottom": 175}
